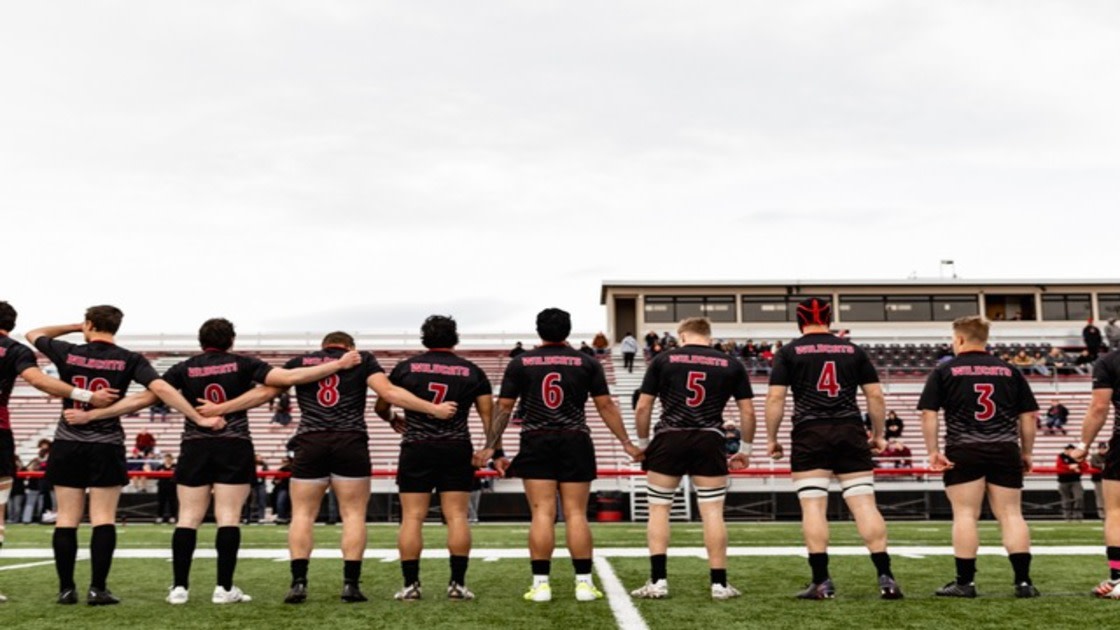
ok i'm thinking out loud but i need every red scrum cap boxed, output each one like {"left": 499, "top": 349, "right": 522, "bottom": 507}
{"left": 796, "top": 297, "right": 832, "bottom": 330}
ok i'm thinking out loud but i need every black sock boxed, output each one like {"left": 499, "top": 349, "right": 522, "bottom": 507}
{"left": 290, "top": 558, "right": 309, "bottom": 585}
{"left": 710, "top": 568, "right": 728, "bottom": 587}
{"left": 89, "top": 524, "right": 116, "bottom": 591}
{"left": 1009, "top": 552, "right": 1032, "bottom": 585}
{"left": 344, "top": 560, "right": 362, "bottom": 585}
{"left": 172, "top": 528, "right": 197, "bottom": 588}
{"left": 572, "top": 558, "right": 593, "bottom": 576}
{"left": 215, "top": 527, "right": 240, "bottom": 590}
{"left": 871, "top": 551, "right": 893, "bottom": 578}
{"left": 1108, "top": 546, "right": 1120, "bottom": 581}
{"left": 808, "top": 552, "right": 830, "bottom": 584}
{"left": 449, "top": 555, "right": 469, "bottom": 585}
{"left": 401, "top": 559, "right": 420, "bottom": 586}
{"left": 531, "top": 559, "right": 551, "bottom": 578}
{"left": 955, "top": 557, "right": 977, "bottom": 585}
{"left": 53, "top": 527, "right": 78, "bottom": 591}
{"left": 650, "top": 554, "right": 668, "bottom": 582}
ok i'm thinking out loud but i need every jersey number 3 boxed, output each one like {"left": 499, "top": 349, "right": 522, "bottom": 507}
{"left": 816, "top": 361, "right": 840, "bottom": 397}
{"left": 973, "top": 383, "right": 996, "bottom": 421}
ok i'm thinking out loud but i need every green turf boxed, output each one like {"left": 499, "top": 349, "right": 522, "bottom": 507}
{"left": 0, "top": 522, "right": 1115, "bottom": 629}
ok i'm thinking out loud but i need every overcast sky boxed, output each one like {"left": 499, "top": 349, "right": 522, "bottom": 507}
{"left": 2, "top": 1, "right": 1118, "bottom": 337}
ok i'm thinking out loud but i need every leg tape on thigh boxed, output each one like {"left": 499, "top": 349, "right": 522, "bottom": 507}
{"left": 794, "top": 477, "right": 831, "bottom": 499}
{"left": 695, "top": 485, "right": 727, "bottom": 504}
{"left": 0, "top": 486, "right": 9, "bottom": 504}
{"left": 840, "top": 475, "right": 875, "bottom": 498}
{"left": 646, "top": 483, "right": 678, "bottom": 506}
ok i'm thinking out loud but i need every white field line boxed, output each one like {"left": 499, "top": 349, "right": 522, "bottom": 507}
{"left": 594, "top": 557, "right": 649, "bottom": 630}
{"left": 0, "top": 545, "right": 1103, "bottom": 560}
{"left": 0, "top": 560, "right": 58, "bottom": 571}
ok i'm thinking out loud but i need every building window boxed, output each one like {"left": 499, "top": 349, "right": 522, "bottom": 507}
{"left": 1042, "top": 294, "right": 1092, "bottom": 321}
{"left": 885, "top": 296, "right": 933, "bottom": 322}
{"left": 839, "top": 295, "right": 886, "bottom": 322}
{"left": 932, "top": 296, "right": 979, "bottom": 321}
{"left": 643, "top": 296, "right": 737, "bottom": 324}
{"left": 741, "top": 296, "right": 796, "bottom": 322}
{"left": 1100, "top": 294, "right": 1120, "bottom": 320}
{"left": 643, "top": 296, "right": 675, "bottom": 323}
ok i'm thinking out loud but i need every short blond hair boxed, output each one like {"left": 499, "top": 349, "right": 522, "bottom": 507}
{"left": 677, "top": 317, "right": 712, "bottom": 338}
{"left": 953, "top": 315, "right": 990, "bottom": 344}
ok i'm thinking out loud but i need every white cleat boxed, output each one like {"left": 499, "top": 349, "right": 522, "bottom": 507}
{"left": 574, "top": 580, "right": 603, "bottom": 602}
{"left": 631, "top": 579, "right": 669, "bottom": 599}
{"left": 711, "top": 583, "right": 742, "bottom": 600}
{"left": 166, "top": 586, "right": 189, "bottom": 605}
{"left": 1094, "top": 579, "right": 1120, "bottom": 599}
{"left": 395, "top": 582, "right": 422, "bottom": 601}
{"left": 212, "top": 585, "right": 251, "bottom": 604}
{"left": 523, "top": 582, "right": 552, "bottom": 602}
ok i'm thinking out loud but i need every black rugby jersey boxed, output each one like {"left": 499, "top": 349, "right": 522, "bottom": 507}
{"left": 498, "top": 344, "right": 610, "bottom": 434}
{"left": 388, "top": 350, "right": 492, "bottom": 443}
{"left": 0, "top": 334, "right": 39, "bottom": 430}
{"left": 285, "top": 348, "right": 383, "bottom": 434}
{"left": 918, "top": 351, "right": 1039, "bottom": 447}
{"left": 162, "top": 351, "right": 274, "bottom": 441}
{"left": 1092, "top": 350, "right": 1120, "bottom": 438}
{"left": 769, "top": 333, "right": 878, "bottom": 426}
{"left": 640, "top": 344, "right": 752, "bottom": 434}
{"left": 35, "top": 337, "right": 159, "bottom": 445}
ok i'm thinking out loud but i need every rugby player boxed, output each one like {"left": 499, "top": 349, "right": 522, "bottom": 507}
{"left": 765, "top": 297, "right": 903, "bottom": 600}
{"left": 630, "top": 317, "right": 755, "bottom": 600}
{"left": 0, "top": 301, "right": 120, "bottom": 603}
{"left": 26, "top": 306, "right": 222, "bottom": 605}
{"left": 1068, "top": 341, "right": 1120, "bottom": 598}
{"left": 919, "top": 315, "right": 1040, "bottom": 598}
{"left": 473, "top": 308, "right": 643, "bottom": 603}
{"left": 67, "top": 318, "right": 361, "bottom": 605}
{"left": 374, "top": 315, "right": 493, "bottom": 601}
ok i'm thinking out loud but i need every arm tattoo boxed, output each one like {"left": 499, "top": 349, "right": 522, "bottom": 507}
{"left": 484, "top": 405, "right": 511, "bottom": 450}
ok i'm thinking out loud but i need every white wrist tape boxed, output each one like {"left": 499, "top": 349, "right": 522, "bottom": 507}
{"left": 1076, "top": 442, "right": 1088, "bottom": 452}
{"left": 70, "top": 388, "right": 94, "bottom": 403}
{"left": 638, "top": 438, "right": 650, "bottom": 449}
{"left": 739, "top": 444, "right": 753, "bottom": 457}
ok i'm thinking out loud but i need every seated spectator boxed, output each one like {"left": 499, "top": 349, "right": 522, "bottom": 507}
{"left": 1044, "top": 399, "right": 1070, "bottom": 435}
{"left": 149, "top": 400, "right": 170, "bottom": 423}
{"left": 1046, "top": 347, "right": 1075, "bottom": 375}
{"left": 509, "top": 341, "right": 526, "bottom": 358}
{"left": 1030, "top": 351, "right": 1051, "bottom": 376}
{"left": 592, "top": 332, "right": 610, "bottom": 355}
{"left": 661, "top": 331, "right": 677, "bottom": 350}
{"left": 579, "top": 341, "right": 595, "bottom": 356}
{"left": 135, "top": 428, "right": 156, "bottom": 457}
{"left": 880, "top": 438, "right": 912, "bottom": 469}
{"left": 884, "top": 411, "right": 904, "bottom": 439}
{"left": 1010, "top": 350, "right": 1034, "bottom": 373}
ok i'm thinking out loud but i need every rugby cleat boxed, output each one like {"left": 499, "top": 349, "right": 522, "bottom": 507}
{"left": 630, "top": 579, "right": 669, "bottom": 599}
{"left": 935, "top": 581, "right": 977, "bottom": 598}
{"left": 1014, "top": 582, "right": 1040, "bottom": 598}
{"left": 878, "top": 575, "right": 904, "bottom": 600}
{"left": 212, "top": 585, "right": 251, "bottom": 604}
{"left": 166, "top": 586, "right": 189, "bottom": 605}
{"left": 57, "top": 588, "right": 78, "bottom": 605}
{"left": 340, "top": 582, "right": 367, "bottom": 603}
{"left": 395, "top": 582, "right": 422, "bottom": 601}
{"left": 447, "top": 582, "right": 475, "bottom": 601}
{"left": 710, "top": 583, "right": 742, "bottom": 600}
{"left": 0, "top": 592, "right": 7, "bottom": 603}
{"left": 523, "top": 582, "right": 552, "bottom": 602}
{"left": 574, "top": 580, "right": 604, "bottom": 602}
{"left": 1093, "top": 579, "right": 1120, "bottom": 599}
{"left": 796, "top": 579, "right": 835, "bottom": 600}
{"left": 87, "top": 587, "right": 121, "bottom": 606}
{"left": 284, "top": 581, "right": 308, "bottom": 604}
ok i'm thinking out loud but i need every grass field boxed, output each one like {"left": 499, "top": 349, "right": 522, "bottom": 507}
{"left": 1, "top": 521, "right": 1117, "bottom": 629}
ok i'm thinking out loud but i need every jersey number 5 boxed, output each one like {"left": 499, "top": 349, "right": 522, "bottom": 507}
{"left": 542, "top": 372, "right": 564, "bottom": 409}
{"left": 973, "top": 383, "right": 995, "bottom": 421}
{"left": 816, "top": 361, "right": 840, "bottom": 397}
{"left": 686, "top": 371, "right": 707, "bottom": 407}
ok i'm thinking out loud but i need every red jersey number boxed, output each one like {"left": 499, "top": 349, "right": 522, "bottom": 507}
{"left": 816, "top": 361, "right": 840, "bottom": 397}
{"left": 428, "top": 382, "right": 449, "bottom": 405}
{"left": 973, "top": 383, "right": 996, "bottom": 421}
{"left": 542, "top": 372, "right": 563, "bottom": 409}
{"left": 71, "top": 376, "right": 110, "bottom": 409}
{"left": 317, "top": 375, "right": 341, "bottom": 408}
{"left": 686, "top": 371, "right": 707, "bottom": 407}
{"left": 203, "top": 383, "right": 227, "bottom": 404}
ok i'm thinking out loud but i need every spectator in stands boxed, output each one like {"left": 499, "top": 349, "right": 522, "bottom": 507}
{"left": 648, "top": 341, "right": 663, "bottom": 359}
{"left": 880, "top": 439, "right": 912, "bottom": 469}
{"left": 1044, "top": 399, "right": 1070, "bottom": 435}
{"left": 884, "top": 411, "right": 904, "bottom": 439}
{"left": 273, "top": 456, "right": 292, "bottom": 525}
{"left": 1056, "top": 445, "right": 1085, "bottom": 522}
{"left": 155, "top": 453, "right": 177, "bottom": 524}
{"left": 592, "top": 332, "right": 610, "bottom": 355}
{"left": 1046, "top": 347, "right": 1075, "bottom": 375}
{"left": 1108, "top": 319, "right": 1120, "bottom": 352}
{"left": 6, "top": 456, "right": 25, "bottom": 525}
{"left": 579, "top": 341, "right": 595, "bottom": 356}
{"left": 1011, "top": 350, "right": 1034, "bottom": 373}
{"left": 1075, "top": 349, "right": 1095, "bottom": 371}
{"left": 271, "top": 390, "right": 292, "bottom": 428}
{"left": 149, "top": 400, "right": 170, "bottom": 422}
{"left": 620, "top": 332, "right": 639, "bottom": 373}
{"left": 21, "top": 456, "right": 46, "bottom": 523}
{"left": 723, "top": 422, "right": 742, "bottom": 456}
{"left": 135, "top": 427, "right": 156, "bottom": 457}
{"left": 242, "top": 455, "right": 270, "bottom": 524}
{"left": 741, "top": 340, "right": 757, "bottom": 358}
{"left": 660, "top": 330, "right": 677, "bottom": 350}
{"left": 1089, "top": 441, "right": 1108, "bottom": 519}
{"left": 1084, "top": 318, "right": 1104, "bottom": 359}
{"left": 509, "top": 341, "right": 525, "bottom": 358}
{"left": 1030, "top": 351, "right": 1051, "bottom": 376}
{"left": 644, "top": 330, "right": 659, "bottom": 350}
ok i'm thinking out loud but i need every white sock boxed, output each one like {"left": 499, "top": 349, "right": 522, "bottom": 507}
{"left": 533, "top": 575, "right": 549, "bottom": 587}
{"left": 576, "top": 574, "right": 594, "bottom": 584}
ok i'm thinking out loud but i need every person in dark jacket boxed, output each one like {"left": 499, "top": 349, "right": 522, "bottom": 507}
{"left": 1056, "top": 445, "right": 1084, "bottom": 522}
{"left": 1084, "top": 319, "right": 1104, "bottom": 359}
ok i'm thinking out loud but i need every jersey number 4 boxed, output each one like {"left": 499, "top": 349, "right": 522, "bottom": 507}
{"left": 816, "top": 361, "right": 840, "bottom": 397}
{"left": 973, "top": 383, "right": 996, "bottom": 421}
